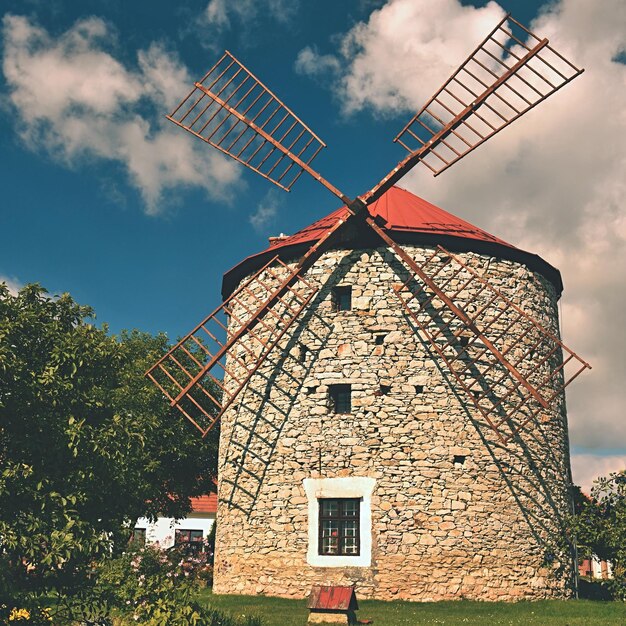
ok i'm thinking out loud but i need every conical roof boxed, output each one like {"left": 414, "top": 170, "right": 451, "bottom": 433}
{"left": 222, "top": 186, "right": 562, "bottom": 297}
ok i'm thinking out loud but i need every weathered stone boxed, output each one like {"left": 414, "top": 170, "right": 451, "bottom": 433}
{"left": 213, "top": 243, "right": 574, "bottom": 603}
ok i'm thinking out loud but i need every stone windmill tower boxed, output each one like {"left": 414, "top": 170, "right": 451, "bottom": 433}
{"left": 148, "top": 15, "right": 591, "bottom": 601}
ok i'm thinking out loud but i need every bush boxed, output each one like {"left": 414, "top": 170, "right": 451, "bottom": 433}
{"left": 96, "top": 544, "right": 259, "bottom": 626}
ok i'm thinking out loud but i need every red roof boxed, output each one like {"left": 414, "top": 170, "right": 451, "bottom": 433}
{"left": 190, "top": 493, "right": 217, "bottom": 514}
{"left": 222, "top": 185, "right": 563, "bottom": 297}
{"left": 267, "top": 185, "right": 513, "bottom": 252}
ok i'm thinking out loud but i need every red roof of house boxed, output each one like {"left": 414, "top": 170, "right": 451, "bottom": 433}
{"left": 190, "top": 493, "right": 217, "bottom": 514}
{"left": 222, "top": 186, "right": 562, "bottom": 297}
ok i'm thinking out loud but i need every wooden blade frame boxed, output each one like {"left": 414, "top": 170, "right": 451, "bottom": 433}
{"left": 167, "top": 51, "right": 349, "bottom": 202}
{"left": 364, "top": 14, "right": 583, "bottom": 203}
{"left": 153, "top": 14, "right": 588, "bottom": 442}
{"left": 147, "top": 256, "right": 317, "bottom": 435}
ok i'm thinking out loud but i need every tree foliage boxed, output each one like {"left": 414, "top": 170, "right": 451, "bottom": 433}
{"left": 0, "top": 284, "right": 219, "bottom": 607}
{"left": 573, "top": 470, "right": 626, "bottom": 598}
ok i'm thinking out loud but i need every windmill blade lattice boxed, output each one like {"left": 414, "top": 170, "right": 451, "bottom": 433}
{"left": 390, "top": 244, "right": 590, "bottom": 442}
{"left": 167, "top": 51, "right": 342, "bottom": 196}
{"left": 392, "top": 14, "right": 583, "bottom": 178}
{"left": 147, "top": 256, "right": 319, "bottom": 435}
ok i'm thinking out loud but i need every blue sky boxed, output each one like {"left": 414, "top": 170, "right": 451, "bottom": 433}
{"left": 1, "top": 0, "right": 625, "bottom": 489}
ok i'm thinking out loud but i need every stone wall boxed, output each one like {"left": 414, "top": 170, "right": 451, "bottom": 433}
{"left": 213, "top": 243, "right": 575, "bottom": 601}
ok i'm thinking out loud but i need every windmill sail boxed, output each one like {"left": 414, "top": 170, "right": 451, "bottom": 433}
{"left": 167, "top": 51, "right": 349, "bottom": 202}
{"left": 147, "top": 256, "right": 319, "bottom": 435}
{"left": 363, "top": 14, "right": 583, "bottom": 204}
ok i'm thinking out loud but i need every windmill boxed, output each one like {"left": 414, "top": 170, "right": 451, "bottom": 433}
{"left": 147, "top": 14, "right": 589, "bottom": 443}
{"left": 147, "top": 13, "right": 592, "bottom": 600}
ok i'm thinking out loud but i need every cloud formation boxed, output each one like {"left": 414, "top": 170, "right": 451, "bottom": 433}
{"left": 249, "top": 191, "right": 281, "bottom": 233}
{"left": 296, "top": 0, "right": 505, "bottom": 115}
{"left": 296, "top": 0, "right": 626, "bottom": 485}
{"left": 201, "top": 0, "right": 299, "bottom": 35}
{"left": 1, "top": 14, "right": 241, "bottom": 214}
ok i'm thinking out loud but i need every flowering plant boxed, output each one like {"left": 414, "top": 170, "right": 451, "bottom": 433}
{"left": 0, "top": 605, "right": 52, "bottom": 624}
{"left": 96, "top": 544, "right": 256, "bottom": 626}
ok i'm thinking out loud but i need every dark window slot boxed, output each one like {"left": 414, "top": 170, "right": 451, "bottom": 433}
{"left": 332, "top": 285, "right": 352, "bottom": 312}
{"left": 329, "top": 384, "right": 351, "bottom": 414}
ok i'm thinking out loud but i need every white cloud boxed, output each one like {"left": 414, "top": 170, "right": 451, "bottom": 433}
{"left": 295, "top": 46, "right": 341, "bottom": 78}
{"left": 1, "top": 14, "right": 241, "bottom": 214}
{"left": 297, "top": 0, "right": 626, "bottom": 464}
{"left": 249, "top": 191, "right": 280, "bottom": 232}
{"left": 201, "top": 0, "right": 299, "bottom": 34}
{"left": 296, "top": 0, "right": 505, "bottom": 115}
{"left": 571, "top": 454, "right": 626, "bottom": 495}
{"left": 0, "top": 274, "right": 23, "bottom": 296}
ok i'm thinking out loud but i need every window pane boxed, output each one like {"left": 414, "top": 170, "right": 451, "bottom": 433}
{"left": 343, "top": 520, "right": 357, "bottom": 537}
{"left": 343, "top": 500, "right": 358, "bottom": 517}
{"left": 321, "top": 500, "right": 339, "bottom": 517}
{"left": 130, "top": 528, "right": 146, "bottom": 547}
{"left": 322, "top": 520, "right": 339, "bottom": 537}
{"left": 190, "top": 530, "right": 203, "bottom": 542}
{"left": 322, "top": 536, "right": 339, "bottom": 554}
{"left": 321, "top": 520, "right": 340, "bottom": 554}
{"left": 343, "top": 535, "right": 358, "bottom": 554}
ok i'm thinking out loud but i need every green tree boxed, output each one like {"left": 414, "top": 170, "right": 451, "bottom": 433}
{"left": 574, "top": 470, "right": 626, "bottom": 599}
{"left": 0, "top": 284, "right": 219, "bottom": 613}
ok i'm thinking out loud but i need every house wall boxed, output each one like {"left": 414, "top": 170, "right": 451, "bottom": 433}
{"left": 579, "top": 555, "right": 613, "bottom": 579}
{"left": 134, "top": 513, "right": 215, "bottom": 549}
{"left": 213, "top": 244, "right": 575, "bottom": 601}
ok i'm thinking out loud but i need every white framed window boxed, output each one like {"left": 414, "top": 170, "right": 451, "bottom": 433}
{"left": 303, "top": 477, "right": 375, "bottom": 567}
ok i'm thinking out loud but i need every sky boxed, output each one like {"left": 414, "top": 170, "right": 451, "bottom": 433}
{"left": 1, "top": 0, "right": 624, "bottom": 493}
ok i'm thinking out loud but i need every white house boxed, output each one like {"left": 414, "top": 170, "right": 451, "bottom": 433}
{"left": 133, "top": 494, "right": 217, "bottom": 549}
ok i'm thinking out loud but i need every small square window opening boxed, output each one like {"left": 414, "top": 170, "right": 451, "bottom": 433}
{"left": 414, "top": 385, "right": 424, "bottom": 394}
{"left": 380, "top": 384, "right": 392, "bottom": 395}
{"left": 453, "top": 455, "right": 466, "bottom": 467}
{"left": 332, "top": 286, "right": 352, "bottom": 312}
{"left": 375, "top": 334, "right": 386, "bottom": 345}
{"left": 329, "top": 384, "right": 351, "bottom": 414}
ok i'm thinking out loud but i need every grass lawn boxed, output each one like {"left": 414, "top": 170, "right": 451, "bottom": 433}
{"left": 198, "top": 591, "right": 625, "bottom": 625}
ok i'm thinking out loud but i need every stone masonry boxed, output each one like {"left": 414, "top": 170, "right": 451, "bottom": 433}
{"left": 213, "top": 242, "right": 575, "bottom": 601}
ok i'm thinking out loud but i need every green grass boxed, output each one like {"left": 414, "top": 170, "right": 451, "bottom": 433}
{"left": 198, "top": 591, "right": 625, "bottom": 625}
